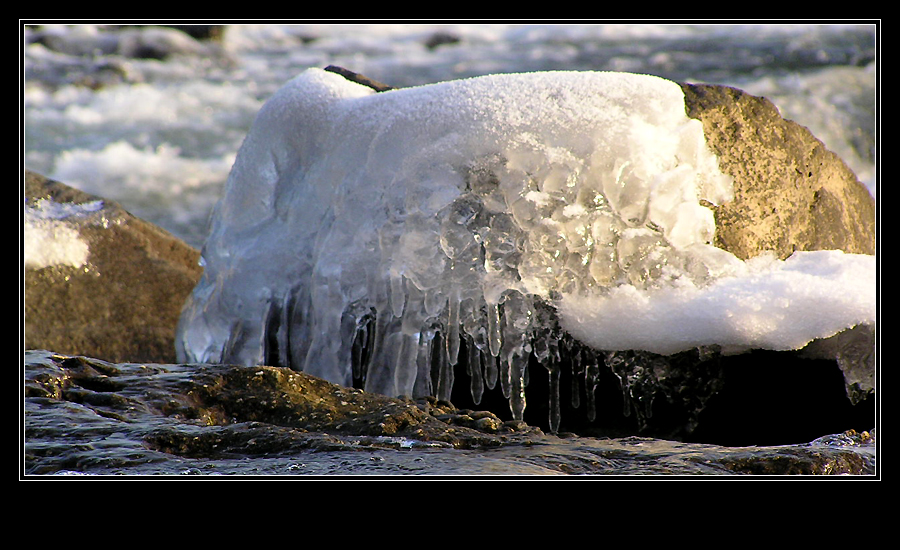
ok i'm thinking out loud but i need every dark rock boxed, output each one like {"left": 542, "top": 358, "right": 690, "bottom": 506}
{"left": 153, "top": 25, "right": 226, "bottom": 42}
{"left": 27, "top": 25, "right": 223, "bottom": 60}
{"left": 24, "top": 25, "right": 233, "bottom": 90}
{"left": 115, "top": 26, "right": 220, "bottom": 60}
{"left": 716, "top": 429, "right": 875, "bottom": 475}
{"left": 24, "top": 171, "right": 203, "bottom": 364}
{"left": 424, "top": 32, "right": 461, "bottom": 50}
{"left": 324, "top": 65, "right": 395, "bottom": 92}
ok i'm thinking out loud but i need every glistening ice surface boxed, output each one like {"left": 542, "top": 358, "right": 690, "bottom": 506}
{"left": 176, "top": 69, "right": 875, "bottom": 428}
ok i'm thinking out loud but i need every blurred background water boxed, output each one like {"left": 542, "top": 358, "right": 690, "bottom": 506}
{"left": 23, "top": 22, "right": 877, "bottom": 249}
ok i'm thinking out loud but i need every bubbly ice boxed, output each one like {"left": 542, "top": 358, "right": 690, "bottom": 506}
{"left": 176, "top": 68, "right": 876, "bottom": 430}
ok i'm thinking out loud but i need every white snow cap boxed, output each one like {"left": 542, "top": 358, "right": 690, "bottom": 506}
{"left": 558, "top": 250, "right": 876, "bottom": 355}
{"left": 177, "top": 68, "right": 876, "bottom": 402}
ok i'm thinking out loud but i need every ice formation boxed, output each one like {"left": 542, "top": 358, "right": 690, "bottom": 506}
{"left": 176, "top": 68, "right": 876, "bottom": 431}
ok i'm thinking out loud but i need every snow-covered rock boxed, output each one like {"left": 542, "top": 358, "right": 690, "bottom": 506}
{"left": 174, "top": 68, "right": 877, "bottom": 432}
{"left": 24, "top": 171, "right": 203, "bottom": 364}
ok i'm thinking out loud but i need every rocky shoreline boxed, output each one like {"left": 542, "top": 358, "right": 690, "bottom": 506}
{"left": 24, "top": 350, "right": 875, "bottom": 475}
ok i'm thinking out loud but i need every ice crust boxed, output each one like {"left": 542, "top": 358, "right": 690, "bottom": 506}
{"left": 176, "top": 68, "right": 876, "bottom": 428}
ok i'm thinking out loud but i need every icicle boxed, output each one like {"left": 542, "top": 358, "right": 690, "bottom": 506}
{"left": 547, "top": 364, "right": 561, "bottom": 433}
{"left": 607, "top": 350, "right": 664, "bottom": 428}
{"left": 287, "top": 285, "right": 313, "bottom": 379}
{"left": 336, "top": 304, "right": 360, "bottom": 379}
{"left": 637, "top": 353, "right": 663, "bottom": 422}
{"left": 570, "top": 344, "right": 583, "bottom": 410}
{"left": 467, "top": 295, "right": 489, "bottom": 344}
{"left": 363, "top": 313, "right": 403, "bottom": 396}
{"left": 351, "top": 323, "right": 367, "bottom": 382}
{"left": 413, "top": 330, "right": 434, "bottom": 398}
{"left": 393, "top": 332, "right": 420, "bottom": 398}
{"left": 467, "top": 336, "right": 484, "bottom": 405}
{"left": 508, "top": 352, "right": 527, "bottom": 421}
{"left": 433, "top": 332, "right": 453, "bottom": 402}
{"left": 484, "top": 351, "right": 499, "bottom": 390}
{"left": 499, "top": 350, "right": 511, "bottom": 399}
{"left": 349, "top": 306, "right": 375, "bottom": 383}
{"left": 585, "top": 356, "right": 602, "bottom": 422}
{"left": 390, "top": 272, "right": 406, "bottom": 318}
{"left": 446, "top": 291, "right": 461, "bottom": 365}
{"left": 605, "top": 351, "right": 633, "bottom": 417}
{"left": 541, "top": 330, "right": 563, "bottom": 433}
{"left": 487, "top": 301, "right": 502, "bottom": 357}
{"left": 424, "top": 287, "right": 445, "bottom": 316}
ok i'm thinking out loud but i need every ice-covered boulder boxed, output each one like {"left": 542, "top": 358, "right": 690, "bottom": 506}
{"left": 175, "top": 68, "right": 876, "bottom": 434}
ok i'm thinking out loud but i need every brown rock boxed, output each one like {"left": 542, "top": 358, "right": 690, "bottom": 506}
{"left": 24, "top": 352, "right": 537, "bottom": 460}
{"left": 680, "top": 82, "right": 876, "bottom": 260}
{"left": 23, "top": 171, "right": 202, "bottom": 363}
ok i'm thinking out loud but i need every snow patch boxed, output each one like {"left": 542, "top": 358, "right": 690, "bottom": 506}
{"left": 24, "top": 198, "right": 104, "bottom": 269}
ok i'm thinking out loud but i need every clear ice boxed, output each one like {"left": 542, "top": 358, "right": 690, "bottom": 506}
{"left": 176, "top": 69, "right": 875, "bottom": 432}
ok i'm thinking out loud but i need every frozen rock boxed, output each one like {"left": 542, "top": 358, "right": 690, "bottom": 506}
{"left": 176, "top": 68, "right": 876, "bottom": 434}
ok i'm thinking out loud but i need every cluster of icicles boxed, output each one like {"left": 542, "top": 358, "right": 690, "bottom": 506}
{"left": 345, "top": 285, "right": 690, "bottom": 433}
{"left": 177, "top": 148, "right": 732, "bottom": 433}
{"left": 278, "top": 150, "right": 728, "bottom": 433}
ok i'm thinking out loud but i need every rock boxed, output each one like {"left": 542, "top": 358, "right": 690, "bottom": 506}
{"left": 27, "top": 24, "right": 224, "bottom": 60}
{"left": 23, "top": 351, "right": 875, "bottom": 475}
{"left": 24, "top": 351, "right": 541, "bottom": 471}
{"left": 114, "top": 26, "right": 223, "bottom": 61}
{"left": 24, "top": 171, "right": 203, "bottom": 364}
{"left": 25, "top": 25, "right": 233, "bottom": 90}
{"left": 664, "top": 83, "right": 877, "bottom": 444}
{"left": 680, "top": 82, "right": 876, "bottom": 260}
{"left": 148, "top": 25, "right": 226, "bottom": 42}
{"left": 324, "top": 65, "right": 395, "bottom": 92}
{"left": 423, "top": 31, "right": 461, "bottom": 50}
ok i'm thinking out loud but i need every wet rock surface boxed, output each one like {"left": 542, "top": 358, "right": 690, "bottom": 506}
{"left": 24, "top": 351, "right": 875, "bottom": 476}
